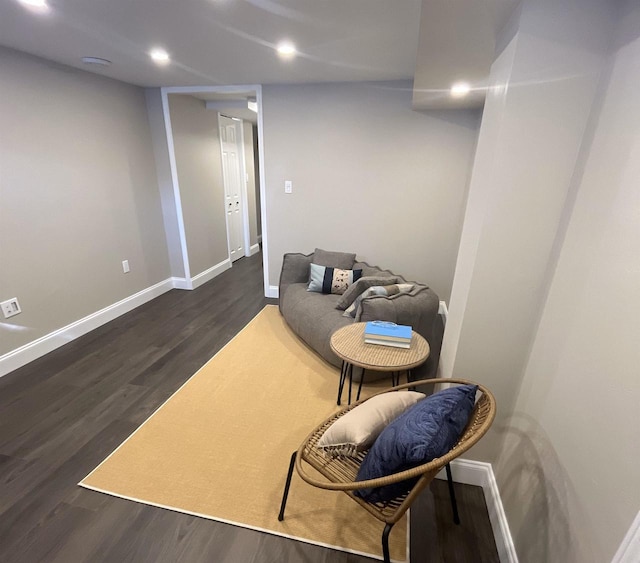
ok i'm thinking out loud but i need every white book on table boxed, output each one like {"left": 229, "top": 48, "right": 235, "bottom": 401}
{"left": 364, "top": 338, "right": 411, "bottom": 349}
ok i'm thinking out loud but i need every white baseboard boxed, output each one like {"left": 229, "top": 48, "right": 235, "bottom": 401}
{"left": 436, "top": 459, "right": 518, "bottom": 563}
{"left": 171, "top": 277, "right": 191, "bottom": 290}
{"left": 438, "top": 300, "right": 448, "bottom": 321}
{"left": 0, "top": 278, "right": 174, "bottom": 378}
{"left": 266, "top": 285, "right": 279, "bottom": 299}
{"left": 248, "top": 243, "right": 260, "bottom": 257}
{"left": 613, "top": 511, "right": 640, "bottom": 563}
{"left": 189, "top": 258, "right": 232, "bottom": 290}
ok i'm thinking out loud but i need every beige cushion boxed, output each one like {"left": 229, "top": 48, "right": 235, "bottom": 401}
{"left": 317, "top": 391, "right": 425, "bottom": 457}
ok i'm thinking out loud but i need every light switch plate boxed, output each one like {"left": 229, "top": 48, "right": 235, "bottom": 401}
{"left": 284, "top": 180, "right": 292, "bottom": 194}
{"left": 1, "top": 298, "right": 21, "bottom": 319}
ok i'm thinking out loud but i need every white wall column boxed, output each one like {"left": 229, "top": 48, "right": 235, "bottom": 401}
{"left": 440, "top": 0, "right": 615, "bottom": 461}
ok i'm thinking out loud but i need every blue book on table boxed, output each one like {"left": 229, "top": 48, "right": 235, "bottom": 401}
{"left": 364, "top": 321, "right": 412, "bottom": 340}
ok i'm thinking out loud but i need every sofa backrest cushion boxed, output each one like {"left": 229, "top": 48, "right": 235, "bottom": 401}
{"left": 313, "top": 248, "right": 356, "bottom": 269}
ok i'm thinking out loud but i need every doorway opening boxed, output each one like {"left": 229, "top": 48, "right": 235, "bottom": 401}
{"left": 159, "top": 86, "right": 268, "bottom": 295}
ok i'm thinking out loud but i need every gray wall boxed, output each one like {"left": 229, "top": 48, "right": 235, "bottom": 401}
{"left": 0, "top": 47, "right": 170, "bottom": 357}
{"left": 441, "top": 0, "right": 613, "bottom": 462}
{"left": 262, "top": 80, "right": 480, "bottom": 302}
{"left": 168, "top": 94, "right": 228, "bottom": 277}
{"left": 440, "top": 0, "right": 637, "bottom": 561}
{"left": 496, "top": 3, "right": 640, "bottom": 560}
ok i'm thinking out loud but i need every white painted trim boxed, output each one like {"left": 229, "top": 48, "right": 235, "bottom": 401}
{"left": 163, "top": 86, "right": 260, "bottom": 96}
{"left": 218, "top": 113, "right": 236, "bottom": 265}
{"left": 237, "top": 118, "right": 252, "bottom": 258}
{"left": 0, "top": 279, "right": 174, "bottom": 378}
{"left": 255, "top": 86, "right": 271, "bottom": 298}
{"left": 160, "top": 88, "right": 192, "bottom": 287}
{"left": 612, "top": 511, "right": 640, "bottom": 563}
{"left": 171, "top": 277, "right": 191, "bottom": 290}
{"left": 249, "top": 243, "right": 261, "bottom": 257}
{"left": 436, "top": 459, "right": 518, "bottom": 563}
{"left": 438, "top": 300, "right": 448, "bottom": 322}
{"left": 267, "top": 285, "right": 279, "bottom": 299}
{"left": 190, "top": 259, "right": 232, "bottom": 290}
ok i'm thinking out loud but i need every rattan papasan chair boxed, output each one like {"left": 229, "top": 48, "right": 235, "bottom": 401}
{"left": 277, "top": 378, "right": 496, "bottom": 563}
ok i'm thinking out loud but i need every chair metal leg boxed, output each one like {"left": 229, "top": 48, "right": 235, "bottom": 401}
{"left": 356, "top": 369, "right": 365, "bottom": 401}
{"left": 337, "top": 361, "right": 347, "bottom": 405}
{"left": 278, "top": 451, "right": 297, "bottom": 521}
{"left": 382, "top": 522, "right": 394, "bottom": 563}
{"left": 445, "top": 462, "right": 460, "bottom": 525}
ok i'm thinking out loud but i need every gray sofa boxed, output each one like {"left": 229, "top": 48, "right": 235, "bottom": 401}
{"left": 278, "top": 250, "right": 440, "bottom": 380}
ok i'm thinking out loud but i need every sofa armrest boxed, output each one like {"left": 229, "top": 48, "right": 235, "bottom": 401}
{"left": 356, "top": 287, "right": 440, "bottom": 345}
{"left": 279, "top": 253, "right": 313, "bottom": 309}
{"left": 357, "top": 287, "right": 441, "bottom": 379}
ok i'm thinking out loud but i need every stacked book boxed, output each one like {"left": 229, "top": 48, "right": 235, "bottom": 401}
{"left": 364, "top": 321, "right": 412, "bottom": 349}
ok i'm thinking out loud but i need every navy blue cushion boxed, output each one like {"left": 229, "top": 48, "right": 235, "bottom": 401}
{"left": 354, "top": 385, "right": 478, "bottom": 503}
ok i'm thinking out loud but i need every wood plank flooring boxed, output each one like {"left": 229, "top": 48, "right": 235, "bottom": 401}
{"left": 0, "top": 253, "right": 499, "bottom": 563}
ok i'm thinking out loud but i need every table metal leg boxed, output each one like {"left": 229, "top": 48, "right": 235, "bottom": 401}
{"left": 348, "top": 363, "right": 354, "bottom": 404}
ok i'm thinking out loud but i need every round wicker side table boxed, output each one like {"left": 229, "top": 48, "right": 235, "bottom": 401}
{"left": 330, "top": 323, "right": 430, "bottom": 405}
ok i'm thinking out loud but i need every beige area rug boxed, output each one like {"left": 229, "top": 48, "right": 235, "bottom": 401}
{"left": 80, "top": 305, "right": 407, "bottom": 562}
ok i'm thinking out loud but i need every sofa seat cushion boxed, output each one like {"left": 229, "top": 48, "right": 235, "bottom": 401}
{"left": 280, "top": 283, "right": 353, "bottom": 367}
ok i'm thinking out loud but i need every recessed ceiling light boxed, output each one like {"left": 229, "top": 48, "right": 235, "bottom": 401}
{"left": 81, "top": 57, "right": 112, "bottom": 67}
{"left": 450, "top": 82, "right": 471, "bottom": 98}
{"left": 17, "top": 0, "right": 49, "bottom": 13}
{"left": 276, "top": 41, "right": 296, "bottom": 59}
{"left": 149, "top": 48, "right": 170, "bottom": 65}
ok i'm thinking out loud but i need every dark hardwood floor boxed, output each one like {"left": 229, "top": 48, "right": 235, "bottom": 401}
{"left": 0, "top": 252, "right": 498, "bottom": 563}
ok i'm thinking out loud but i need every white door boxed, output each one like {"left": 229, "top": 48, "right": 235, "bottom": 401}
{"left": 219, "top": 115, "right": 246, "bottom": 262}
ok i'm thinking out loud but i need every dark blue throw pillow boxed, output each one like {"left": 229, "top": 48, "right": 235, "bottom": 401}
{"left": 354, "top": 384, "right": 478, "bottom": 503}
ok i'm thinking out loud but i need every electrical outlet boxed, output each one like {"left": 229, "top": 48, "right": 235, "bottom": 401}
{"left": 122, "top": 260, "right": 130, "bottom": 273}
{"left": 1, "top": 298, "right": 21, "bottom": 319}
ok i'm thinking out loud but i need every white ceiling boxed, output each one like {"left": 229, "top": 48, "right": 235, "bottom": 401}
{"left": 0, "top": 0, "right": 422, "bottom": 87}
{"left": 0, "top": 0, "right": 518, "bottom": 108}
{"left": 413, "top": 0, "right": 518, "bottom": 109}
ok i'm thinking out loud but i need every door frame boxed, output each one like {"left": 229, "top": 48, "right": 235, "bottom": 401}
{"left": 218, "top": 113, "right": 251, "bottom": 262}
{"left": 160, "top": 85, "right": 270, "bottom": 296}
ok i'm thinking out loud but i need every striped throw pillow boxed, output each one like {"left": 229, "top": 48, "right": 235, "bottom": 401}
{"left": 308, "top": 263, "right": 363, "bottom": 295}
